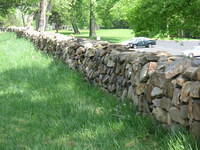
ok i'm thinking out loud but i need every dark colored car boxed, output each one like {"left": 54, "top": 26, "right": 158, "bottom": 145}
{"left": 128, "top": 37, "right": 156, "bottom": 48}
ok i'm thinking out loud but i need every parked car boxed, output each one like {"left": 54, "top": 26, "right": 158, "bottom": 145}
{"left": 181, "top": 46, "right": 200, "bottom": 57}
{"left": 126, "top": 37, "right": 156, "bottom": 48}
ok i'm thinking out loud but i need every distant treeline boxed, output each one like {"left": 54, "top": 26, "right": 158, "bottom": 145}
{"left": 1, "top": 0, "right": 200, "bottom": 38}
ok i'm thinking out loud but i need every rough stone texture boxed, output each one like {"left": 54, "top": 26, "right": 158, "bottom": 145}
{"left": 140, "top": 62, "right": 157, "bottom": 82}
{"left": 189, "top": 99, "right": 200, "bottom": 121}
{"left": 152, "top": 97, "right": 172, "bottom": 111}
{"left": 196, "top": 67, "right": 200, "bottom": 81}
{"left": 3, "top": 26, "right": 200, "bottom": 137}
{"left": 180, "top": 105, "right": 189, "bottom": 119}
{"left": 151, "top": 87, "right": 163, "bottom": 97}
{"left": 152, "top": 107, "right": 171, "bottom": 124}
{"left": 172, "top": 88, "right": 181, "bottom": 106}
{"left": 189, "top": 82, "right": 200, "bottom": 98}
{"left": 183, "top": 66, "right": 198, "bottom": 80}
{"left": 190, "top": 121, "right": 200, "bottom": 138}
{"left": 180, "top": 82, "right": 192, "bottom": 102}
{"left": 176, "top": 75, "right": 187, "bottom": 87}
{"left": 165, "top": 59, "right": 191, "bottom": 79}
{"left": 181, "top": 81, "right": 200, "bottom": 102}
{"left": 169, "top": 107, "right": 187, "bottom": 125}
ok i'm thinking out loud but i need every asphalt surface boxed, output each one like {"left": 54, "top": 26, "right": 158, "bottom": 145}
{"left": 130, "top": 40, "right": 200, "bottom": 55}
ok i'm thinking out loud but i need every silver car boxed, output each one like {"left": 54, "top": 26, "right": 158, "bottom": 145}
{"left": 182, "top": 46, "right": 200, "bottom": 57}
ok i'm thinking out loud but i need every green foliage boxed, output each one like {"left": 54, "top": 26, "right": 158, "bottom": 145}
{"left": 49, "top": 0, "right": 88, "bottom": 29}
{"left": 126, "top": 0, "right": 200, "bottom": 38}
{"left": 0, "top": 0, "right": 39, "bottom": 27}
{"left": 0, "top": 0, "right": 39, "bottom": 14}
{"left": 0, "top": 9, "right": 23, "bottom": 27}
{"left": 18, "top": 0, "right": 39, "bottom": 14}
{"left": 96, "top": 0, "right": 119, "bottom": 28}
{"left": 1, "top": 0, "right": 200, "bottom": 38}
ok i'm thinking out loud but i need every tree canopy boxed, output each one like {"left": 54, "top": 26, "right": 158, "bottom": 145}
{"left": 1, "top": 0, "right": 200, "bottom": 38}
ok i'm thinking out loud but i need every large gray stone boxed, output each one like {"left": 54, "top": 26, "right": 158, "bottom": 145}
{"left": 139, "top": 63, "right": 149, "bottom": 82}
{"left": 121, "top": 89, "right": 128, "bottom": 100}
{"left": 149, "top": 72, "right": 167, "bottom": 88}
{"left": 176, "top": 75, "right": 187, "bottom": 87}
{"left": 164, "top": 82, "right": 174, "bottom": 98}
{"left": 169, "top": 107, "right": 187, "bottom": 125}
{"left": 146, "top": 84, "right": 153, "bottom": 102}
{"left": 180, "top": 81, "right": 200, "bottom": 102}
{"left": 165, "top": 59, "right": 191, "bottom": 79}
{"left": 140, "top": 62, "right": 157, "bottom": 82}
{"left": 151, "top": 87, "right": 164, "bottom": 97}
{"left": 189, "top": 82, "right": 200, "bottom": 98}
{"left": 172, "top": 88, "right": 181, "bottom": 106}
{"left": 190, "top": 121, "right": 200, "bottom": 138}
{"left": 196, "top": 67, "right": 200, "bottom": 81}
{"left": 189, "top": 99, "right": 200, "bottom": 121}
{"left": 127, "top": 86, "right": 134, "bottom": 99}
{"left": 180, "top": 105, "right": 189, "bottom": 119}
{"left": 152, "top": 107, "right": 171, "bottom": 124}
{"left": 135, "top": 83, "right": 146, "bottom": 95}
{"left": 107, "top": 59, "right": 115, "bottom": 67}
{"left": 152, "top": 97, "right": 172, "bottom": 111}
{"left": 183, "top": 66, "right": 198, "bottom": 80}
{"left": 180, "top": 82, "right": 191, "bottom": 102}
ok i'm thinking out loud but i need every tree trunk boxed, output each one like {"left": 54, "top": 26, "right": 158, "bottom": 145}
{"left": 72, "top": 22, "right": 80, "bottom": 34}
{"left": 26, "top": 13, "right": 34, "bottom": 29}
{"left": 89, "top": 0, "right": 96, "bottom": 37}
{"left": 45, "top": 0, "right": 52, "bottom": 30}
{"left": 22, "top": 13, "right": 25, "bottom": 27}
{"left": 35, "top": 12, "right": 40, "bottom": 30}
{"left": 37, "top": 0, "right": 48, "bottom": 32}
{"left": 55, "top": 23, "right": 59, "bottom": 33}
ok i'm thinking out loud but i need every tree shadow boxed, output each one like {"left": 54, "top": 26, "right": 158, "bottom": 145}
{"left": 0, "top": 59, "right": 142, "bottom": 149}
{"left": 58, "top": 31, "right": 122, "bottom": 43}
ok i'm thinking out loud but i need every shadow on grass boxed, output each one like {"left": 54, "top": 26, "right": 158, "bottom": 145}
{"left": 58, "top": 31, "right": 122, "bottom": 43}
{"left": 0, "top": 59, "right": 165, "bottom": 150}
{"left": 59, "top": 31, "right": 89, "bottom": 36}
{"left": 100, "top": 37, "right": 122, "bottom": 43}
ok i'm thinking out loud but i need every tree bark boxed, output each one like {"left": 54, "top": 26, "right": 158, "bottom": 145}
{"left": 21, "top": 13, "right": 25, "bottom": 27}
{"left": 72, "top": 22, "right": 80, "bottom": 34}
{"left": 89, "top": 0, "right": 96, "bottom": 37}
{"left": 55, "top": 23, "right": 59, "bottom": 33}
{"left": 45, "top": 0, "right": 52, "bottom": 30}
{"left": 26, "top": 13, "right": 34, "bottom": 29}
{"left": 37, "top": 0, "right": 48, "bottom": 32}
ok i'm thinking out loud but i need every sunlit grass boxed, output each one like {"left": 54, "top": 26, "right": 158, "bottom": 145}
{"left": 0, "top": 32, "right": 199, "bottom": 150}
{"left": 51, "top": 29, "right": 134, "bottom": 43}
{"left": 52, "top": 29, "right": 196, "bottom": 43}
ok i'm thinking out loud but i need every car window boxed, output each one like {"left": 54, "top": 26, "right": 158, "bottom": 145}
{"left": 194, "top": 46, "right": 200, "bottom": 50}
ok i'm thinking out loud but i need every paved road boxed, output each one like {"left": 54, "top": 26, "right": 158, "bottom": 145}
{"left": 130, "top": 40, "right": 200, "bottom": 55}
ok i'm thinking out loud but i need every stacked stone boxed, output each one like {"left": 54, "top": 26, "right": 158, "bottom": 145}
{"left": 2, "top": 27, "right": 200, "bottom": 138}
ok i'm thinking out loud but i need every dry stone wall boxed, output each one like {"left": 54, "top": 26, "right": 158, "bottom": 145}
{"left": 2, "top": 27, "right": 200, "bottom": 137}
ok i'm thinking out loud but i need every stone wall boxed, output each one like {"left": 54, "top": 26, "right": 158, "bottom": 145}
{"left": 1, "top": 27, "right": 200, "bottom": 137}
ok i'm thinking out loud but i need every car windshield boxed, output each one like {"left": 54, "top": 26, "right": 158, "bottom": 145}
{"left": 131, "top": 37, "right": 150, "bottom": 42}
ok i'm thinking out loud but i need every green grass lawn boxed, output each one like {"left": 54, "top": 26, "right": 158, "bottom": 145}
{"left": 53, "top": 29, "right": 197, "bottom": 43}
{"left": 0, "top": 32, "right": 199, "bottom": 150}
{"left": 53, "top": 29, "right": 134, "bottom": 43}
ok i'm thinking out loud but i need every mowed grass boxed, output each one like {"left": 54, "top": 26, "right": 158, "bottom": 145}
{"left": 0, "top": 32, "right": 199, "bottom": 150}
{"left": 54, "top": 29, "right": 197, "bottom": 42}
{"left": 53, "top": 29, "right": 134, "bottom": 43}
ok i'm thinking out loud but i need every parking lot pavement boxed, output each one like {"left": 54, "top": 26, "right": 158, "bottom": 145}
{"left": 130, "top": 40, "right": 200, "bottom": 55}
